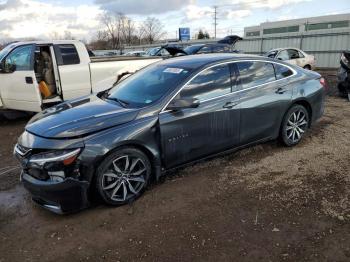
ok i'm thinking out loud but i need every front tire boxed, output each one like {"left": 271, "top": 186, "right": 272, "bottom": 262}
{"left": 280, "top": 105, "right": 309, "bottom": 146}
{"left": 95, "top": 147, "right": 151, "bottom": 206}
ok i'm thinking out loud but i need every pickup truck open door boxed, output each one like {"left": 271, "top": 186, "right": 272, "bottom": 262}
{"left": 0, "top": 44, "right": 42, "bottom": 112}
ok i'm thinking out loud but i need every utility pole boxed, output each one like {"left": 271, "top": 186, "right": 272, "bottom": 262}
{"left": 213, "top": 5, "right": 218, "bottom": 39}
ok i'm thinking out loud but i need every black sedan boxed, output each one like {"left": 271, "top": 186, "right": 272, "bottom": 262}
{"left": 14, "top": 54, "right": 326, "bottom": 214}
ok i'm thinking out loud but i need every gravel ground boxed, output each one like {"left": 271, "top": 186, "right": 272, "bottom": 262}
{"left": 0, "top": 71, "right": 349, "bottom": 261}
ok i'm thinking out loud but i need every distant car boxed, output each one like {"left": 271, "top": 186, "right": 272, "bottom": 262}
{"left": 145, "top": 47, "right": 172, "bottom": 57}
{"left": 183, "top": 43, "right": 234, "bottom": 55}
{"left": 123, "top": 51, "right": 146, "bottom": 57}
{"left": 265, "top": 48, "right": 315, "bottom": 70}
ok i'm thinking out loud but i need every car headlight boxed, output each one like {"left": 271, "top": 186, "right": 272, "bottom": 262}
{"left": 29, "top": 148, "right": 81, "bottom": 166}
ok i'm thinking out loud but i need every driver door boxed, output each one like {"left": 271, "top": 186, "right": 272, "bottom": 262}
{"left": 159, "top": 63, "right": 241, "bottom": 169}
{"left": 0, "top": 44, "right": 42, "bottom": 112}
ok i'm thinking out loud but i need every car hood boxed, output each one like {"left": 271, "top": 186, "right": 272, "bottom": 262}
{"left": 26, "top": 96, "right": 140, "bottom": 139}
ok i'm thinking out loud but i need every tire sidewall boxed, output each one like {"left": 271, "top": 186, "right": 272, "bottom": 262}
{"left": 95, "top": 147, "right": 151, "bottom": 206}
{"left": 281, "top": 105, "right": 309, "bottom": 147}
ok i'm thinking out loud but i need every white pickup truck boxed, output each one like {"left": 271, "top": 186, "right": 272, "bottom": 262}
{"left": 0, "top": 40, "right": 161, "bottom": 113}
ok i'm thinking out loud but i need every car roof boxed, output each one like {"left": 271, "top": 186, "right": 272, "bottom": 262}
{"left": 268, "top": 47, "right": 302, "bottom": 52}
{"left": 157, "top": 53, "right": 261, "bottom": 69}
{"left": 6, "top": 40, "right": 82, "bottom": 47}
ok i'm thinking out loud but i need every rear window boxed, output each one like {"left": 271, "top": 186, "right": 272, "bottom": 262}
{"left": 237, "top": 61, "right": 276, "bottom": 89}
{"left": 56, "top": 44, "right": 80, "bottom": 65}
{"left": 274, "top": 63, "right": 294, "bottom": 80}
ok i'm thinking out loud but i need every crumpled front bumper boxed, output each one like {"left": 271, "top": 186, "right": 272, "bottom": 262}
{"left": 21, "top": 173, "right": 90, "bottom": 214}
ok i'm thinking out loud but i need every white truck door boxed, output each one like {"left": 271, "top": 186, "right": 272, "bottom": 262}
{"left": 53, "top": 44, "right": 91, "bottom": 100}
{"left": 0, "top": 44, "right": 42, "bottom": 112}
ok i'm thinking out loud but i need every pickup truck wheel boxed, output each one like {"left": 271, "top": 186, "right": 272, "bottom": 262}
{"left": 96, "top": 148, "right": 151, "bottom": 206}
{"left": 280, "top": 105, "right": 309, "bottom": 147}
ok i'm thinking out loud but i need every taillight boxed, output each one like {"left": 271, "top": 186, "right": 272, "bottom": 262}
{"left": 320, "top": 77, "right": 327, "bottom": 90}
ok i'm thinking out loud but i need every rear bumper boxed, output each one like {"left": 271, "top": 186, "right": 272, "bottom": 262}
{"left": 21, "top": 173, "right": 90, "bottom": 214}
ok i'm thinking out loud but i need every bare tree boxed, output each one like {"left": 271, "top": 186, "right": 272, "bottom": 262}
{"left": 63, "top": 31, "right": 75, "bottom": 40}
{"left": 99, "top": 11, "right": 124, "bottom": 49}
{"left": 141, "top": 17, "right": 165, "bottom": 44}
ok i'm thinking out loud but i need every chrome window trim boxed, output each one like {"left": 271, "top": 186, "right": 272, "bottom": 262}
{"left": 160, "top": 59, "right": 297, "bottom": 113}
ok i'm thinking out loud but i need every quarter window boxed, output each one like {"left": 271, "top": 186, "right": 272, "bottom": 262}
{"left": 237, "top": 61, "right": 276, "bottom": 89}
{"left": 57, "top": 45, "right": 80, "bottom": 65}
{"left": 274, "top": 64, "right": 294, "bottom": 80}
{"left": 180, "top": 64, "right": 232, "bottom": 101}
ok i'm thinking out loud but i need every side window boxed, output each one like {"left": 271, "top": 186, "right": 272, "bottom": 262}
{"left": 57, "top": 45, "right": 80, "bottom": 65}
{"left": 5, "top": 45, "right": 33, "bottom": 71}
{"left": 298, "top": 51, "right": 305, "bottom": 58}
{"left": 180, "top": 64, "right": 231, "bottom": 101}
{"left": 237, "top": 61, "right": 276, "bottom": 89}
{"left": 277, "top": 50, "right": 289, "bottom": 61}
{"left": 197, "top": 46, "right": 212, "bottom": 54}
{"left": 287, "top": 49, "right": 300, "bottom": 60}
{"left": 273, "top": 64, "right": 294, "bottom": 80}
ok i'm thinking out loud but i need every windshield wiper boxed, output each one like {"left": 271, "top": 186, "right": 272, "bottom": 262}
{"left": 106, "top": 97, "right": 129, "bottom": 108}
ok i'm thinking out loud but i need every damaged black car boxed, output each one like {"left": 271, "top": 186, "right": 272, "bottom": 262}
{"left": 15, "top": 54, "right": 326, "bottom": 214}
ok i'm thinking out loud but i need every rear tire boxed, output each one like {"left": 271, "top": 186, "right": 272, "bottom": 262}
{"left": 280, "top": 105, "right": 309, "bottom": 146}
{"left": 303, "top": 65, "right": 311, "bottom": 70}
{"left": 95, "top": 147, "right": 151, "bottom": 206}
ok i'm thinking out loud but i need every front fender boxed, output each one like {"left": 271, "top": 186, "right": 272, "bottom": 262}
{"left": 81, "top": 115, "right": 162, "bottom": 181}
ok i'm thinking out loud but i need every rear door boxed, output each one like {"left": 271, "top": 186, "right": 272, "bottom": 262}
{"left": 53, "top": 44, "right": 91, "bottom": 100}
{"left": 159, "top": 63, "right": 240, "bottom": 168}
{"left": 237, "top": 61, "right": 293, "bottom": 145}
{"left": 0, "top": 44, "right": 42, "bottom": 112}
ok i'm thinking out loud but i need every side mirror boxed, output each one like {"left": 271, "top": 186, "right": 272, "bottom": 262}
{"left": 167, "top": 98, "right": 200, "bottom": 111}
{"left": 0, "top": 61, "right": 16, "bottom": 73}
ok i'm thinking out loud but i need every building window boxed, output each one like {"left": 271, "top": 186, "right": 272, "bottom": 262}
{"left": 246, "top": 31, "right": 260, "bottom": 37}
{"left": 263, "top": 25, "right": 299, "bottom": 35}
{"left": 306, "top": 20, "right": 349, "bottom": 31}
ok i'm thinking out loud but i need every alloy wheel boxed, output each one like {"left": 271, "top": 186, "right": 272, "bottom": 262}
{"left": 102, "top": 155, "right": 147, "bottom": 202}
{"left": 285, "top": 109, "right": 308, "bottom": 144}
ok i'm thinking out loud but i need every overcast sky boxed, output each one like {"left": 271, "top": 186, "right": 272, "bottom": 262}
{"left": 0, "top": 0, "right": 349, "bottom": 42}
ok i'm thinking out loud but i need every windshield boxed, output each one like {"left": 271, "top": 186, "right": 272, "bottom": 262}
{"left": 146, "top": 47, "right": 160, "bottom": 56}
{"left": 107, "top": 63, "right": 192, "bottom": 108}
{"left": 184, "top": 45, "right": 203, "bottom": 55}
{"left": 0, "top": 44, "right": 16, "bottom": 62}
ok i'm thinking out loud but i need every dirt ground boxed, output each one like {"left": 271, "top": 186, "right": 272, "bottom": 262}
{"left": 0, "top": 72, "right": 349, "bottom": 261}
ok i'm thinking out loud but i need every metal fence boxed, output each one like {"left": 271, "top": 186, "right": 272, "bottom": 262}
{"left": 118, "top": 29, "right": 350, "bottom": 68}
{"left": 235, "top": 30, "right": 350, "bottom": 68}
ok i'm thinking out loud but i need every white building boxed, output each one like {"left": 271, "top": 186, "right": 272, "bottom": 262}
{"left": 244, "top": 13, "right": 350, "bottom": 38}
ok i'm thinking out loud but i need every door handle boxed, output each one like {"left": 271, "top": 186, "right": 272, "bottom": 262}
{"left": 25, "top": 77, "right": 33, "bottom": 84}
{"left": 223, "top": 101, "right": 237, "bottom": 109}
{"left": 275, "top": 87, "right": 287, "bottom": 94}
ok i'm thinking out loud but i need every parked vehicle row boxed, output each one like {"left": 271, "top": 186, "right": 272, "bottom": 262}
{"left": 14, "top": 53, "right": 326, "bottom": 214}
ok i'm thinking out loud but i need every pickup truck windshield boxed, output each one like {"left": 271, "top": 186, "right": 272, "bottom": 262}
{"left": 0, "top": 44, "right": 16, "bottom": 62}
{"left": 107, "top": 64, "right": 192, "bottom": 108}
